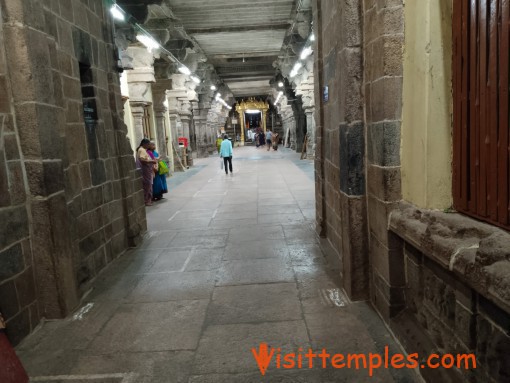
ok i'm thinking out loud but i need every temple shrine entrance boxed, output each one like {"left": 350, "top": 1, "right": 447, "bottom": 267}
{"left": 235, "top": 98, "right": 270, "bottom": 145}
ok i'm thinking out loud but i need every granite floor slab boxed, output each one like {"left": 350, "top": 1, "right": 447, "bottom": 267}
{"left": 18, "top": 147, "right": 418, "bottom": 383}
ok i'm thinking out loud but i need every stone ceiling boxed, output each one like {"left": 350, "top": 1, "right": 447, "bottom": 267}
{"left": 117, "top": 0, "right": 312, "bottom": 98}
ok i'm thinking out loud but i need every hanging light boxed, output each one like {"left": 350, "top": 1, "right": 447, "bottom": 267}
{"left": 300, "top": 47, "right": 313, "bottom": 60}
{"left": 216, "top": 93, "right": 221, "bottom": 98}
{"left": 136, "top": 34, "right": 159, "bottom": 51}
{"left": 178, "top": 66, "right": 191, "bottom": 75}
{"left": 211, "top": 85, "right": 217, "bottom": 91}
{"left": 191, "top": 76, "right": 201, "bottom": 84}
{"left": 310, "top": 32, "right": 315, "bottom": 41}
{"left": 110, "top": 4, "right": 125, "bottom": 21}
{"left": 293, "top": 62, "right": 303, "bottom": 72}
{"left": 278, "top": 82, "right": 284, "bottom": 88}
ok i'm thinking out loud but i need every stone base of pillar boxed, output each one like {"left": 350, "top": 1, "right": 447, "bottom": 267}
{"left": 197, "top": 146, "right": 209, "bottom": 158}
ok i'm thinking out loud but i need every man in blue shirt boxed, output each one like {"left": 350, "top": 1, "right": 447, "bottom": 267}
{"left": 219, "top": 134, "right": 233, "bottom": 175}
{"left": 266, "top": 129, "right": 273, "bottom": 151}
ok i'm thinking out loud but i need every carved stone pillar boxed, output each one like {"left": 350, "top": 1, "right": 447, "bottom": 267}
{"left": 129, "top": 101, "right": 147, "bottom": 148}
{"left": 289, "top": 115, "right": 297, "bottom": 150}
{"left": 305, "top": 107, "right": 316, "bottom": 159}
{"left": 153, "top": 106, "right": 168, "bottom": 159}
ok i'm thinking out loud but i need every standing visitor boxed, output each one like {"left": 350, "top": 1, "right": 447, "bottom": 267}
{"left": 136, "top": 138, "right": 157, "bottom": 206}
{"left": 148, "top": 142, "right": 168, "bottom": 201}
{"left": 254, "top": 131, "right": 260, "bottom": 148}
{"left": 266, "top": 129, "right": 273, "bottom": 151}
{"left": 259, "top": 130, "right": 265, "bottom": 147}
{"left": 272, "top": 132, "right": 280, "bottom": 151}
{"left": 216, "top": 135, "right": 223, "bottom": 154}
{"left": 220, "top": 134, "right": 233, "bottom": 175}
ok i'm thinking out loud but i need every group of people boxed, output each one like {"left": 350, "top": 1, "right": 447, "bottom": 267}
{"left": 255, "top": 129, "right": 279, "bottom": 151}
{"left": 136, "top": 139, "right": 168, "bottom": 206}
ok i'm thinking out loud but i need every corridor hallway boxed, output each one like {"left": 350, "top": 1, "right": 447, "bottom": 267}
{"left": 17, "top": 148, "right": 417, "bottom": 383}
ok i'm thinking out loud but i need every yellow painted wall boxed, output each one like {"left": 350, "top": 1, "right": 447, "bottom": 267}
{"left": 401, "top": 0, "right": 453, "bottom": 209}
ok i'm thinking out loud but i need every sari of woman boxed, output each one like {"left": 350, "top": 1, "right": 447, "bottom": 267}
{"left": 136, "top": 139, "right": 156, "bottom": 206}
{"left": 147, "top": 142, "right": 168, "bottom": 201}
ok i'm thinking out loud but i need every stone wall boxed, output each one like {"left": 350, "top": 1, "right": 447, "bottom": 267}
{"left": 313, "top": 0, "right": 369, "bottom": 300}
{"left": 0, "top": 4, "right": 36, "bottom": 346}
{"left": 389, "top": 203, "right": 510, "bottom": 382}
{"left": 363, "top": 0, "right": 405, "bottom": 320}
{"left": 0, "top": 0, "right": 145, "bottom": 344}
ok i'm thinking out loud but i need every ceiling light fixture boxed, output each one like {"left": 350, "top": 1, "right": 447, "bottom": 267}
{"left": 310, "top": 33, "right": 315, "bottom": 42}
{"left": 211, "top": 85, "right": 217, "bottom": 91}
{"left": 300, "top": 47, "right": 313, "bottom": 60}
{"left": 191, "top": 76, "right": 201, "bottom": 84}
{"left": 178, "top": 66, "right": 191, "bottom": 75}
{"left": 110, "top": 4, "right": 125, "bottom": 21}
{"left": 136, "top": 34, "right": 160, "bottom": 51}
{"left": 278, "top": 82, "right": 284, "bottom": 88}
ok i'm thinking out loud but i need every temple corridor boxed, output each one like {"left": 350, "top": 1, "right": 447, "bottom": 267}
{"left": 15, "top": 148, "right": 417, "bottom": 382}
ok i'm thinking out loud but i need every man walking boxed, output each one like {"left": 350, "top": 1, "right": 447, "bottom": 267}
{"left": 220, "top": 134, "right": 233, "bottom": 175}
{"left": 266, "top": 129, "right": 273, "bottom": 151}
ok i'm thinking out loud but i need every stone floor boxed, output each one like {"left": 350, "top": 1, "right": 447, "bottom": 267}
{"left": 17, "top": 147, "right": 419, "bottom": 383}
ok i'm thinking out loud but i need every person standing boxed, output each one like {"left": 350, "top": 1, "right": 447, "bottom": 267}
{"left": 272, "top": 132, "right": 280, "bottom": 151}
{"left": 266, "top": 129, "right": 273, "bottom": 151}
{"left": 216, "top": 135, "right": 223, "bottom": 154}
{"left": 220, "top": 134, "right": 233, "bottom": 175}
{"left": 148, "top": 142, "right": 168, "bottom": 201}
{"left": 259, "top": 130, "right": 265, "bottom": 147}
{"left": 136, "top": 138, "right": 157, "bottom": 206}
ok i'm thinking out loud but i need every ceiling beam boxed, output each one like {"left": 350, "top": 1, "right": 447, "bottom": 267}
{"left": 187, "top": 22, "right": 291, "bottom": 34}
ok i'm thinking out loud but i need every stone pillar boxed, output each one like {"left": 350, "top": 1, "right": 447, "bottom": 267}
{"left": 240, "top": 112, "right": 246, "bottom": 144}
{"left": 153, "top": 106, "right": 168, "bottom": 158}
{"left": 262, "top": 110, "right": 267, "bottom": 133}
{"left": 129, "top": 101, "right": 147, "bottom": 147}
{"left": 194, "top": 116, "right": 208, "bottom": 157}
{"left": 289, "top": 115, "right": 297, "bottom": 150}
{"left": 305, "top": 107, "right": 316, "bottom": 159}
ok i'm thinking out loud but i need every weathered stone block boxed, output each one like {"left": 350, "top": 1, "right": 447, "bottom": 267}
{"left": 25, "top": 160, "right": 64, "bottom": 197}
{"left": 0, "top": 206, "right": 29, "bottom": 250}
{"left": 340, "top": 193, "right": 369, "bottom": 300}
{"left": 90, "top": 159, "right": 106, "bottom": 186}
{"left": 0, "top": 156, "right": 10, "bottom": 207}
{"left": 3, "top": 134, "right": 19, "bottom": 161}
{"left": 0, "top": 279, "right": 18, "bottom": 319}
{"left": 367, "top": 195, "right": 398, "bottom": 247}
{"left": 339, "top": 122, "right": 365, "bottom": 196}
{"left": 5, "top": 306, "right": 31, "bottom": 346}
{"left": 367, "top": 163, "right": 401, "bottom": 201}
{"left": 7, "top": 161, "right": 26, "bottom": 205}
{"left": 367, "top": 121, "right": 401, "bottom": 166}
{"left": 0, "top": 242, "right": 24, "bottom": 280}
{"left": 476, "top": 311, "right": 510, "bottom": 382}
{"left": 72, "top": 26, "right": 92, "bottom": 66}
{"left": 370, "top": 232, "right": 405, "bottom": 286}
{"left": 0, "top": 75, "right": 10, "bottom": 113}
{"left": 14, "top": 267, "right": 36, "bottom": 309}
{"left": 369, "top": 77, "right": 403, "bottom": 122}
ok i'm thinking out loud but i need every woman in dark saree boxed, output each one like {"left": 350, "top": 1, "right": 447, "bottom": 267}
{"left": 136, "top": 139, "right": 157, "bottom": 206}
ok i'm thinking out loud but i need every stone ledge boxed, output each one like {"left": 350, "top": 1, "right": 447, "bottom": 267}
{"left": 389, "top": 201, "right": 510, "bottom": 314}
